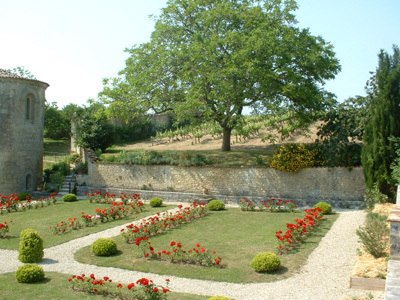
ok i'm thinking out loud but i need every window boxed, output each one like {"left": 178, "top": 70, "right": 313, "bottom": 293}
{"left": 26, "top": 174, "right": 32, "bottom": 191}
{"left": 26, "top": 97, "right": 30, "bottom": 120}
{"left": 26, "top": 94, "right": 35, "bottom": 122}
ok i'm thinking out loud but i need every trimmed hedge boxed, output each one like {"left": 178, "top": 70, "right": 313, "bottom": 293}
{"left": 15, "top": 264, "right": 45, "bottom": 283}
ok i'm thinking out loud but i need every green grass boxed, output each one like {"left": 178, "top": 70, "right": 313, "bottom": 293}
{"left": 43, "top": 138, "right": 71, "bottom": 169}
{"left": 102, "top": 149, "right": 275, "bottom": 168}
{"left": 0, "top": 200, "right": 172, "bottom": 250}
{"left": 75, "top": 208, "right": 338, "bottom": 283}
{"left": 0, "top": 272, "right": 209, "bottom": 300}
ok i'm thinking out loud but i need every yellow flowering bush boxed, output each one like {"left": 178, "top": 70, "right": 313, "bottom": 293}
{"left": 269, "top": 143, "right": 321, "bottom": 173}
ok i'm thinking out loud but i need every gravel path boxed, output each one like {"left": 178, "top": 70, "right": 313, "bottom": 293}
{"left": 0, "top": 208, "right": 386, "bottom": 300}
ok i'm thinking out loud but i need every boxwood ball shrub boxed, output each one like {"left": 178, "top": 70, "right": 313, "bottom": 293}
{"left": 91, "top": 238, "right": 118, "bottom": 256}
{"left": 18, "top": 192, "right": 31, "bottom": 200}
{"left": 62, "top": 193, "right": 78, "bottom": 202}
{"left": 208, "top": 297, "right": 232, "bottom": 300}
{"left": 18, "top": 229, "right": 44, "bottom": 263}
{"left": 208, "top": 199, "right": 225, "bottom": 211}
{"left": 15, "top": 264, "right": 45, "bottom": 283}
{"left": 251, "top": 252, "right": 281, "bottom": 273}
{"left": 149, "top": 197, "right": 163, "bottom": 207}
{"left": 313, "top": 201, "right": 332, "bottom": 214}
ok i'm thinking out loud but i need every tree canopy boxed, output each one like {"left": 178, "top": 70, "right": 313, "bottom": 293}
{"left": 361, "top": 45, "right": 400, "bottom": 200}
{"left": 100, "top": 0, "right": 340, "bottom": 150}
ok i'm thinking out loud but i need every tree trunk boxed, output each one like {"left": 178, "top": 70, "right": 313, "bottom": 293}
{"left": 222, "top": 127, "right": 232, "bottom": 151}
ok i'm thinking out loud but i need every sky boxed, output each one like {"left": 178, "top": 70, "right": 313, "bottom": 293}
{"left": 1, "top": 0, "right": 399, "bottom": 109}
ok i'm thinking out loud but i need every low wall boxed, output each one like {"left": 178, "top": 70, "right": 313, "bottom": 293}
{"left": 77, "top": 161, "right": 366, "bottom": 207}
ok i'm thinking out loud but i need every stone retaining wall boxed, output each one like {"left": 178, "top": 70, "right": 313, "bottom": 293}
{"left": 77, "top": 161, "right": 366, "bottom": 207}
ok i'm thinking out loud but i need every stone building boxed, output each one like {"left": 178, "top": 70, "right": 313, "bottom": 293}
{"left": 0, "top": 69, "right": 49, "bottom": 195}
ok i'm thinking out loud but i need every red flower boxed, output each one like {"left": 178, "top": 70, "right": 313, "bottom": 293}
{"left": 196, "top": 243, "right": 200, "bottom": 247}
{"left": 127, "top": 283, "right": 135, "bottom": 290}
{"left": 90, "top": 274, "right": 95, "bottom": 279}
{"left": 163, "top": 288, "right": 169, "bottom": 293}
{"left": 170, "top": 241, "right": 176, "bottom": 247}
{"left": 153, "top": 288, "right": 158, "bottom": 292}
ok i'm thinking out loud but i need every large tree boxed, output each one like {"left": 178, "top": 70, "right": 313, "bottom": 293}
{"left": 101, "top": 0, "right": 340, "bottom": 151}
{"left": 361, "top": 45, "right": 400, "bottom": 199}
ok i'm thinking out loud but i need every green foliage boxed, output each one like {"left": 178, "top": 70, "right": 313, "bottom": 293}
{"left": 44, "top": 102, "right": 70, "bottom": 139}
{"left": 207, "top": 200, "right": 225, "bottom": 211}
{"left": 15, "top": 264, "right": 45, "bottom": 283}
{"left": 44, "top": 159, "right": 70, "bottom": 182}
{"left": 207, "top": 297, "right": 232, "bottom": 300}
{"left": 313, "top": 202, "right": 332, "bottom": 214}
{"left": 18, "top": 229, "right": 44, "bottom": 263}
{"left": 102, "top": 150, "right": 210, "bottom": 166}
{"left": 362, "top": 45, "right": 400, "bottom": 200}
{"left": 269, "top": 143, "right": 321, "bottom": 173}
{"left": 74, "top": 114, "right": 114, "bottom": 152}
{"left": 364, "top": 183, "right": 389, "bottom": 209}
{"left": 317, "top": 97, "right": 367, "bottom": 167}
{"left": 250, "top": 252, "right": 281, "bottom": 273}
{"left": 62, "top": 194, "right": 78, "bottom": 202}
{"left": 356, "top": 214, "right": 389, "bottom": 258}
{"left": 149, "top": 197, "right": 163, "bottom": 207}
{"left": 100, "top": 0, "right": 340, "bottom": 151}
{"left": 91, "top": 238, "right": 118, "bottom": 256}
{"left": 6, "top": 66, "right": 36, "bottom": 79}
{"left": 17, "top": 192, "right": 31, "bottom": 201}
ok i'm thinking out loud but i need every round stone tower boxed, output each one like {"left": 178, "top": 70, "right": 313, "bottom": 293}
{"left": 0, "top": 69, "right": 49, "bottom": 195}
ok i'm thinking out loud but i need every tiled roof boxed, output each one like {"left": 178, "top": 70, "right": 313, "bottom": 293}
{"left": 0, "top": 68, "right": 24, "bottom": 79}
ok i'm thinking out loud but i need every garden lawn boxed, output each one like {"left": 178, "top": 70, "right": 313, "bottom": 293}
{"left": 75, "top": 208, "right": 338, "bottom": 283}
{"left": 0, "top": 200, "right": 172, "bottom": 250}
{"left": 0, "top": 272, "right": 209, "bottom": 300}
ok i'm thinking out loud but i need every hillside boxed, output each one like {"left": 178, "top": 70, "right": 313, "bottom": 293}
{"left": 115, "top": 123, "right": 321, "bottom": 152}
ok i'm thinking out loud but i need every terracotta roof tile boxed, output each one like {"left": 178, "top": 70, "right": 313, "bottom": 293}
{"left": 0, "top": 68, "right": 24, "bottom": 79}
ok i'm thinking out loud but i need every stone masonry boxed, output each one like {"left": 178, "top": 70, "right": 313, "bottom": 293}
{"left": 0, "top": 69, "right": 49, "bottom": 195}
{"left": 77, "top": 159, "right": 366, "bottom": 207}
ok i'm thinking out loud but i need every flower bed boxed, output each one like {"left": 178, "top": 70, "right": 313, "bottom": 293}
{"left": 0, "top": 220, "right": 12, "bottom": 238}
{"left": 68, "top": 273, "right": 170, "bottom": 300}
{"left": 84, "top": 190, "right": 141, "bottom": 205}
{"left": 50, "top": 199, "right": 144, "bottom": 235}
{"left": 120, "top": 202, "right": 208, "bottom": 242}
{"left": 240, "top": 197, "right": 298, "bottom": 212}
{"left": 0, "top": 193, "right": 58, "bottom": 214}
{"left": 134, "top": 238, "right": 222, "bottom": 267}
{"left": 275, "top": 207, "right": 323, "bottom": 254}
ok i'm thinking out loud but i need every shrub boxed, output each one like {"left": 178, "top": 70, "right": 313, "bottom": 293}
{"left": 356, "top": 214, "right": 389, "bottom": 258}
{"left": 250, "top": 252, "right": 281, "bottom": 273}
{"left": 17, "top": 192, "right": 31, "bottom": 201}
{"left": 208, "top": 200, "right": 225, "bottom": 211}
{"left": 313, "top": 202, "right": 332, "bottom": 214}
{"left": 18, "top": 229, "right": 44, "bottom": 263}
{"left": 91, "top": 238, "right": 118, "bottom": 256}
{"left": 269, "top": 143, "right": 321, "bottom": 173}
{"left": 208, "top": 297, "right": 232, "bottom": 300}
{"left": 15, "top": 264, "right": 45, "bottom": 283}
{"left": 149, "top": 197, "right": 163, "bottom": 207}
{"left": 364, "top": 183, "right": 388, "bottom": 209}
{"left": 62, "top": 193, "right": 78, "bottom": 202}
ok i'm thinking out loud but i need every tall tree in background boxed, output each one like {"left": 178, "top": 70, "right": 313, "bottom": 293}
{"left": 101, "top": 0, "right": 340, "bottom": 151}
{"left": 361, "top": 45, "right": 400, "bottom": 200}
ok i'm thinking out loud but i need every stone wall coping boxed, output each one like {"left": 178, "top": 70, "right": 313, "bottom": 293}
{"left": 388, "top": 205, "right": 400, "bottom": 223}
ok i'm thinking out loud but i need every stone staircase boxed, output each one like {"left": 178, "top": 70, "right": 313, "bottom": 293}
{"left": 58, "top": 174, "right": 76, "bottom": 196}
